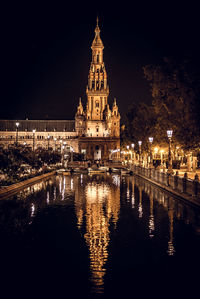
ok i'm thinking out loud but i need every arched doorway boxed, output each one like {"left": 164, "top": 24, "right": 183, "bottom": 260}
{"left": 94, "top": 145, "right": 101, "bottom": 160}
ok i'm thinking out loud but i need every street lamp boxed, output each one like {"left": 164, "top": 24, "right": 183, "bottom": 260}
{"left": 16, "top": 122, "right": 19, "bottom": 145}
{"left": 167, "top": 130, "right": 173, "bottom": 174}
{"left": 32, "top": 129, "right": 36, "bottom": 151}
{"left": 47, "top": 135, "right": 50, "bottom": 150}
{"left": 54, "top": 138, "right": 57, "bottom": 151}
{"left": 60, "top": 139, "right": 63, "bottom": 152}
{"left": 138, "top": 141, "right": 142, "bottom": 166}
{"left": 126, "top": 145, "right": 130, "bottom": 164}
{"left": 148, "top": 137, "right": 153, "bottom": 167}
{"left": 71, "top": 147, "right": 74, "bottom": 163}
{"left": 131, "top": 143, "right": 135, "bottom": 163}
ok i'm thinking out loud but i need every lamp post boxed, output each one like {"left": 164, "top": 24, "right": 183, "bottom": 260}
{"left": 167, "top": 130, "right": 173, "bottom": 174}
{"left": 71, "top": 147, "right": 74, "bottom": 163}
{"left": 60, "top": 140, "right": 63, "bottom": 166}
{"left": 138, "top": 141, "right": 142, "bottom": 166}
{"left": 131, "top": 143, "right": 135, "bottom": 163}
{"left": 127, "top": 145, "right": 129, "bottom": 164}
{"left": 47, "top": 135, "right": 50, "bottom": 150}
{"left": 148, "top": 137, "right": 153, "bottom": 168}
{"left": 32, "top": 129, "right": 36, "bottom": 151}
{"left": 15, "top": 122, "right": 19, "bottom": 146}
{"left": 60, "top": 139, "right": 63, "bottom": 152}
{"left": 54, "top": 138, "right": 57, "bottom": 151}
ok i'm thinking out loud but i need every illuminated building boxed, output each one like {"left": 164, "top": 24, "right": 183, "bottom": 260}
{"left": 0, "top": 18, "right": 120, "bottom": 161}
{"left": 76, "top": 17, "right": 120, "bottom": 160}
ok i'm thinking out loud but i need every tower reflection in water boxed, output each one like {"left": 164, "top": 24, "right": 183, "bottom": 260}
{"left": 74, "top": 174, "right": 120, "bottom": 293}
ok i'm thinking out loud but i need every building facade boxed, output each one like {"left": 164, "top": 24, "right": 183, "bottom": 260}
{"left": 75, "top": 18, "right": 120, "bottom": 160}
{"left": 0, "top": 19, "right": 120, "bottom": 161}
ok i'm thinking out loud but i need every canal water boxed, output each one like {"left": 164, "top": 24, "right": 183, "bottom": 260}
{"left": 1, "top": 173, "right": 200, "bottom": 298}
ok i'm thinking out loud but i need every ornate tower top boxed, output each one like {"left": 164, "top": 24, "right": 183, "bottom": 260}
{"left": 86, "top": 18, "right": 109, "bottom": 120}
{"left": 91, "top": 17, "right": 104, "bottom": 50}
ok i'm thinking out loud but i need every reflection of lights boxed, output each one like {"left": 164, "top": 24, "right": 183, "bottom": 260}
{"left": 167, "top": 241, "right": 175, "bottom": 256}
{"left": 71, "top": 178, "right": 73, "bottom": 190}
{"left": 74, "top": 179, "right": 120, "bottom": 293}
{"left": 54, "top": 187, "right": 56, "bottom": 200}
{"left": 127, "top": 189, "right": 130, "bottom": 200}
{"left": 59, "top": 179, "right": 62, "bottom": 193}
{"left": 86, "top": 183, "right": 109, "bottom": 203}
{"left": 112, "top": 175, "right": 120, "bottom": 187}
{"left": 80, "top": 174, "right": 83, "bottom": 184}
{"left": 47, "top": 191, "right": 49, "bottom": 204}
{"left": 131, "top": 194, "right": 135, "bottom": 208}
{"left": 62, "top": 177, "right": 65, "bottom": 200}
{"left": 149, "top": 215, "right": 155, "bottom": 238}
{"left": 29, "top": 203, "right": 36, "bottom": 224}
{"left": 31, "top": 203, "right": 35, "bottom": 217}
{"left": 138, "top": 203, "right": 143, "bottom": 218}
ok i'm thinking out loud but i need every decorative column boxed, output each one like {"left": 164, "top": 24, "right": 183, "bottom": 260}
{"left": 138, "top": 141, "right": 142, "bottom": 166}
{"left": 15, "top": 122, "right": 19, "bottom": 146}
{"left": 148, "top": 137, "right": 153, "bottom": 168}
{"left": 32, "top": 129, "right": 36, "bottom": 151}
{"left": 167, "top": 130, "right": 173, "bottom": 174}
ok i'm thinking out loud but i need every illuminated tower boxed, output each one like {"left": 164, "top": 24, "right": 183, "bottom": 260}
{"left": 76, "top": 18, "right": 121, "bottom": 160}
{"left": 86, "top": 17, "right": 109, "bottom": 121}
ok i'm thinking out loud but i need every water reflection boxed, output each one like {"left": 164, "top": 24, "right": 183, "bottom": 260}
{"left": 74, "top": 174, "right": 120, "bottom": 293}
{"left": 138, "top": 186, "right": 143, "bottom": 218}
{"left": 1, "top": 173, "right": 200, "bottom": 296}
{"left": 131, "top": 176, "right": 200, "bottom": 256}
{"left": 167, "top": 198, "right": 175, "bottom": 256}
{"left": 149, "top": 191, "right": 155, "bottom": 238}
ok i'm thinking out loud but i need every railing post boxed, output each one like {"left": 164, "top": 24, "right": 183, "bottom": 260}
{"left": 162, "top": 171, "right": 164, "bottom": 184}
{"left": 182, "top": 172, "right": 188, "bottom": 193}
{"left": 193, "top": 174, "right": 199, "bottom": 197}
{"left": 174, "top": 171, "right": 179, "bottom": 189}
{"left": 167, "top": 173, "right": 170, "bottom": 186}
{"left": 158, "top": 170, "right": 160, "bottom": 182}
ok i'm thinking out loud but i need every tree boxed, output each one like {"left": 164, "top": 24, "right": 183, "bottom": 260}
{"left": 143, "top": 58, "right": 200, "bottom": 150}
{"left": 122, "top": 101, "right": 156, "bottom": 151}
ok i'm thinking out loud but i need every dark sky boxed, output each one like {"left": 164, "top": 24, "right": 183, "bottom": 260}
{"left": 1, "top": 0, "right": 200, "bottom": 122}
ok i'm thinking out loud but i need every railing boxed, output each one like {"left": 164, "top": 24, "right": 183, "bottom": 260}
{"left": 131, "top": 165, "right": 200, "bottom": 200}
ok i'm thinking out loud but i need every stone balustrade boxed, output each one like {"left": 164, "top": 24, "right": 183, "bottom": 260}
{"left": 131, "top": 165, "right": 200, "bottom": 199}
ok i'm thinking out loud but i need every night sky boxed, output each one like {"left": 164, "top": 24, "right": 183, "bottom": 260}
{"left": 1, "top": 1, "right": 200, "bottom": 123}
